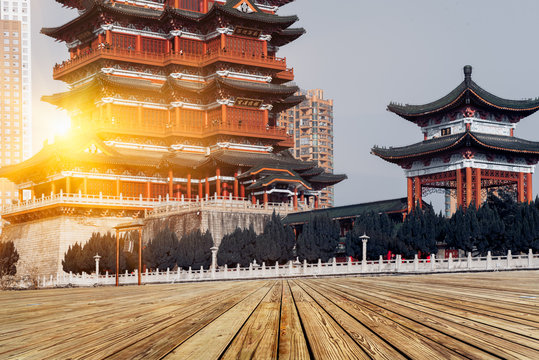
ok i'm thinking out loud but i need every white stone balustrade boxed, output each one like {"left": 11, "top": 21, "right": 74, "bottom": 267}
{"left": 31, "top": 249, "right": 539, "bottom": 289}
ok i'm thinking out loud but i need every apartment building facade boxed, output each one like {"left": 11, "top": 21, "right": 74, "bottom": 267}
{"left": 0, "top": 0, "right": 31, "bottom": 207}
{"left": 277, "top": 89, "right": 335, "bottom": 207}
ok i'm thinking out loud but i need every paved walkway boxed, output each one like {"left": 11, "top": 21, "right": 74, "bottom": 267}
{"left": 0, "top": 271, "right": 538, "bottom": 359}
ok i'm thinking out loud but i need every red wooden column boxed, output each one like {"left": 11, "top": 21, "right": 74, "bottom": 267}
{"left": 456, "top": 169, "right": 463, "bottom": 208}
{"left": 465, "top": 167, "right": 472, "bottom": 207}
{"left": 240, "top": 183, "right": 245, "bottom": 198}
{"left": 293, "top": 188, "right": 298, "bottom": 210}
{"left": 414, "top": 176, "right": 422, "bottom": 209}
{"left": 198, "top": 181, "right": 203, "bottom": 199}
{"left": 474, "top": 168, "right": 482, "bottom": 208}
{"left": 116, "top": 178, "right": 121, "bottom": 197}
{"left": 263, "top": 189, "right": 268, "bottom": 206}
{"left": 527, "top": 173, "right": 533, "bottom": 203}
{"left": 518, "top": 172, "right": 525, "bottom": 203}
{"left": 314, "top": 196, "right": 319, "bottom": 209}
{"left": 233, "top": 172, "right": 239, "bottom": 199}
{"left": 146, "top": 181, "right": 151, "bottom": 199}
{"left": 205, "top": 176, "right": 210, "bottom": 198}
{"left": 223, "top": 183, "right": 229, "bottom": 197}
{"left": 175, "top": 184, "right": 181, "bottom": 200}
{"left": 251, "top": 194, "right": 256, "bottom": 205}
{"left": 216, "top": 168, "right": 221, "bottom": 197}
{"left": 168, "top": 170, "right": 174, "bottom": 198}
{"left": 407, "top": 177, "right": 413, "bottom": 213}
{"left": 187, "top": 173, "right": 192, "bottom": 199}
{"left": 136, "top": 34, "right": 142, "bottom": 52}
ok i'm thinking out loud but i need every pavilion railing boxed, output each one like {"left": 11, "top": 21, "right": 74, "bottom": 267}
{"left": 34, "top": 249, "right": 539, "bottom": 288}
{"left": 53, "top": 47, "right": 288, "bottom": 78}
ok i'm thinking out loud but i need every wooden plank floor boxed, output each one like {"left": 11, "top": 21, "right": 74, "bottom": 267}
{"left": 0, "top": 271, "right": 537, "bottom": 359}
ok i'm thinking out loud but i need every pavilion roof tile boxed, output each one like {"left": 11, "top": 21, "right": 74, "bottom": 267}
{"left": 371, "top": 131, "right": 539, "bottom": 163}
{"left": 245, "top": 173, "right": 311, "bottom": 190}
{"left": 270, "top": 27, "right": 306, "bottom": 47}
{"left": 198, "top": 149, "right": 316, "bottom": 170}
{"left": 283, "top": 198, "right": 414, "bottom": 225}
{"left": 388, "top": 66, "right": 539, "bottom": 122}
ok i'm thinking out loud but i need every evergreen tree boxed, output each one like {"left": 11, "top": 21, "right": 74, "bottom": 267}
{"left": 62, "top": 242, "right": 83, "bottom": 274}
{"left": 297, "top": 214, "right": 340, "bottom": 263}
{"left": 0, "top": 241, "right": 19, "bottom": 277}
{"left": 177, "top": 230, "right": 213, "bottom": 270}
{"left": 345, "top": 212, "right": 399, "bottom": 260}
{"left": 144, "top": 228, "right": 180, "bottom": 270}
{"left": 254, "top": 212, "right": 295, "bottom": 264}
{"left": 218, "top": 225, "right": 257, "bottom": 267}
{"left": 397, "top": 204, "right": 439, "bottom": 258}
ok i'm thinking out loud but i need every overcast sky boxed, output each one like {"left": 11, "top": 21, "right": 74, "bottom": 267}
{"left": 31, "top": 0, "right": 539, "bottom": 210}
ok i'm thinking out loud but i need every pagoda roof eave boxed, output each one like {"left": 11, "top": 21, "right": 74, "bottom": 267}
{"left": 387, "top": 66, "right": 539, "bottom": 122}
{"left": 371, "top": 131, "right": 539, "bottom": 163}
{"left": 270, "top": 27, "right": 306, "bottom": 47}
{"left": 44, "top": 1, "right": 299, "bottom": 41}
{"left": 55, "top": 0, "right": 86, "bottom": 10}
{"left": 245, "top": 173, "right": 312, "bottom": 191}
{"left": 196, "top": 149, "right": 316, "bottom": 171}
{"left": 308, "top": 173, "right": 348, "bottom": 186}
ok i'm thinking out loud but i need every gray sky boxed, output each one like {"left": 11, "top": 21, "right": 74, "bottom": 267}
{"left": 31, "top": 0, "right": 539, "bottom": 210}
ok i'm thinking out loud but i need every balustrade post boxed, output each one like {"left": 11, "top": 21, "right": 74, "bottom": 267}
{"left": 332, "top": 257, "right": 337, "bottom": 274}
{"left": 318, "top": 259, "right": 322, "bottom": 274}
{"left": 303, "top": 259, "right": 307, "bottom": 274}
{"left": 448, "top": 253, "right": 453, "bottom": 270}
{"left": 249, "top": 263, "right": 253, "bottom": 277}
{"left": 431, "top": 254, "right": 436, "bottom": 271}
{"left": 188, "top": 266, "right": 192, "bottom": 280}
{"left": 487, "top": 251, "right": 492, "bottom": 270}
{"left": 347, "top": 256, "right": 352, "bottom": 273}
{"left": 262, "top": 262, "right": 266, "bottom": 277}
{"left": 275, "top": 261, "right": 279, "bottom": 277}
{"left": 379, "top": 255, "right": 383, "bottom": 272}
{"left": 395, "top": 255, "right": 401, "bottom": 272}
{"left": 529, "top": 249, "right": 534, "bottom": 268}
{"left": 166, "top": 268, "right": 170, "bottom": 281}
{"left": 223, "top": 264, "right": 227, "bottom": 279}
{"left": 507, "top": 250, "right": 512, "bottom": 269}
{"left": 289, "top": 261, "right": 293, "bottom": 276}
{"left": 414, "top": 254, "right": 419, "bottom": 272}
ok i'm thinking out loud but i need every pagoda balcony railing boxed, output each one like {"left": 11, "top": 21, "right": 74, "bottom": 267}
{"left": 0, "top": 192, "right": 310, "bottom": 217}
{"left": 93, "top": 120, "right": 291, "bottom": 140}
{"left": 53, "top": 47, "right": 288, "bottom": 79}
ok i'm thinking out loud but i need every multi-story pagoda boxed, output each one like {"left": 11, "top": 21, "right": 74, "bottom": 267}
{"left": 372, "top": 66, "right": 539, "bottom": 212}
{"left": 0, "top": 0, "right": 346, "bottom": 274}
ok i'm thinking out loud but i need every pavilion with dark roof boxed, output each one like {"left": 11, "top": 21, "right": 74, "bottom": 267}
{"left": 372, "top": 65, "right": 539, "bottom": 211}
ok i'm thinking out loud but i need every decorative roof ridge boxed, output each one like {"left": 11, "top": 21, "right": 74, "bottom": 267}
{"left": 387, "top": 65, "right": 539, "bottom": 121}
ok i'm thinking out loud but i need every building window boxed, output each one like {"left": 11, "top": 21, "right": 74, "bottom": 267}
{"left": 441, "top": 127, "right": 451, "bottom": 136}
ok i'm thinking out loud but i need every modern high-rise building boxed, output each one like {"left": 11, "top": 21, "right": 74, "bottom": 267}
{"left": 277, "top": 89, "right": 335, "bottom": 207}
{"left": 0, "top": 0, "right": 31, "bottom": 207}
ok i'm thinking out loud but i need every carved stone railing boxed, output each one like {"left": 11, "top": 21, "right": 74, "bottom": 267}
{"left": 34, "top": 249, "right": 539, "bottom": 289}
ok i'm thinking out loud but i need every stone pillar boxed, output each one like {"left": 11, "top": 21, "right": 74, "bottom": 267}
{"left": 414, "top": 176, "right": 421, "bottom": 209}
{"left": 216, "top": 168, "right": 221, "bottom": 197}
{"left": 407, "top": 177, "right": 413, "bottom": 213}
{"left": 527, "top": 173, "right": 533, "bottom": 203}
{"left": 210, "top": 246, "right": 218, "bottom": 271}
{"left": 94, "top": 254, "right": 101, "bottom": 284}
{"left": 474, "top": 168, "right": 481, "bottom": 208}
{"left": 361, "top": 234, "right": 368, "bottom": 273}
{"left": 456, "top": 168, "right": 463, "bottom": 208}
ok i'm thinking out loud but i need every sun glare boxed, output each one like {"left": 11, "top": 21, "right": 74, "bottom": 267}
{"left": 53, "top": 117, "right": 71, "bottom": 137}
